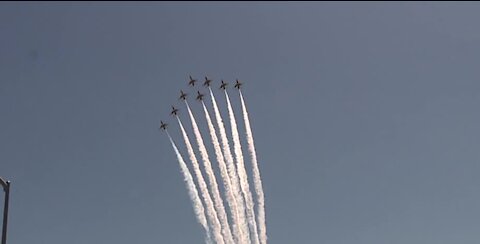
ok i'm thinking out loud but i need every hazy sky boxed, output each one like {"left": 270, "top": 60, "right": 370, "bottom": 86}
{"left": 1, "top": 2, "right": 480, "bottom": 244}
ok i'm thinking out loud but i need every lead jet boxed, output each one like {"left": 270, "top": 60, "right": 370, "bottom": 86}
{"left": 203, "top": 76, "right": 212, "bottom": 87}
{"left": 220, "top": 80, "right": 228, "bottom": 90}
{"left": 188, "top": 76, "right": 197, "bottom": 86}
{"left": 234, "top": 79, "right": 243, "bottom": 89}
{"left": 159, "top": 121, "right": 168, "bottom": 130}
{"left": 196, "top": 91, "right": 204, "bottom": 101}
{"left": 179, "top": 90, "right": 187, "bottom": 100}
{"left": 170, "top": 106, "right": 179, "bottom": 116}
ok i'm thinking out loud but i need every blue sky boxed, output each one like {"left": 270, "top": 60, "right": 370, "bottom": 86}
{"left": 1, "top": 3, "right": 480, "bottom": 243}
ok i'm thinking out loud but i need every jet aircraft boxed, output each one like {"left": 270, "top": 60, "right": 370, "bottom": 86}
{"left": 179, "top": 90, "right": 187, "bottom": 100}
{"left": 234, "top": 79, "right": 243, "bottom": 89}
{"left": 170, "top": 106, "right": 179, "bottom": 116}
{"left": 220, "top": 80, "right": 228, "bottom": 90}
{"left": 196, "top": 91, "right": 204, "bottom": 101}
{"left": 203, "top": 76, "right": 212, "bottom": 87}
{"left": 188, "top": 76, "right": 197, "bottom": 86}
{"left": 159, "top": 121, "right": 168, "bottom": 130}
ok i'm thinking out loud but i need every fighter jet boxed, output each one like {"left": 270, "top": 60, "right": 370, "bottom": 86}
{"left": 188, "top": 76, "right": 197, "bottom": 86}
{"left": 220, "top": 80, "right": 228, "bottom": 90}
{"left": 170, "top": 106, "right": 179, "bottom": 116}
{"left": 159, "top": 121, "right": 168, "bottom": 130}
{"left": 203, "top": 76, "right": 212, "bottom": 87}
{"left": 179, "top": 90, "right": 187, "bottom": 100}
{"left": 196, "top": 91, "right": 204, "bottom": 101}
{"left": 234, "top": 79, "right": 243, "bottom": 89}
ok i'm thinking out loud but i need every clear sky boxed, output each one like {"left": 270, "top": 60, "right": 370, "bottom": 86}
{"left": 1, "top": 2, "right": 480, "bottom": 244}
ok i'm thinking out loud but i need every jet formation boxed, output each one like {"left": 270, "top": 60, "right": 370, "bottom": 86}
{"left": 160, "top": 75, "right": 244, "bottom": 129}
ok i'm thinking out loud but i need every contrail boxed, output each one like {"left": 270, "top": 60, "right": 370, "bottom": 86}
{"left": 185, "top": 101, "right": 235, "bottom": 244}
{"left": 209, "top": 88, "right": 250, "bottom": 242}
{"left": 177, "top": 117, "right": 225, "bottom": 244}
{"left": 166, "top": 131, "right": 212, "bottom": 244}
{"left": 239, "top": 91, "right": 267, "bottom": 244}
{"left": 201, "top": 101, "right": 245, "bottom": 244}
{"left": 225, "top": 90, "right": 260, "bottom": 244}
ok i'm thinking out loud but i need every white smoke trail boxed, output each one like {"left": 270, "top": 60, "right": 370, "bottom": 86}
{"left": 185, "top": 102, "right": 235, "bottom": 244}
{"left": 209, "top": 88, "right": 250, "bottom": 242}
{"left": 201, "top": 101, "right": 245, "bottom": 244}
{"left": 166, "top": 131, "right": 212, "bottom": 244}
{"left": 177, "top": 117, "right": 225, "bottom": 244}
{"left": 239, "top": 91, "right": 267, "bottom": 244}
{"left": 224, "top": 90, "right": 260, "bottom": 244}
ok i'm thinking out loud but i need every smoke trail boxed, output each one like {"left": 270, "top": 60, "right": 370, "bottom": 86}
{"left": 201, "top": 101, "right": 245, "bottom": 244}
{"left": 177, "top": 117, "right": 225, "bottom": 244}
{"left": 166, "top": 131, "right": 212, "bottom": 244}
{"left": 239, "top": 91, "right": 267, "bottom": 244}
{"left": 224, "top": 90, "right": 260, "bottom": 244}
{"left": 185, "top": 102, "right": 235, "bottom": 244}
{"left": 209, "top": 88, "right": 250, "bottom": 242}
